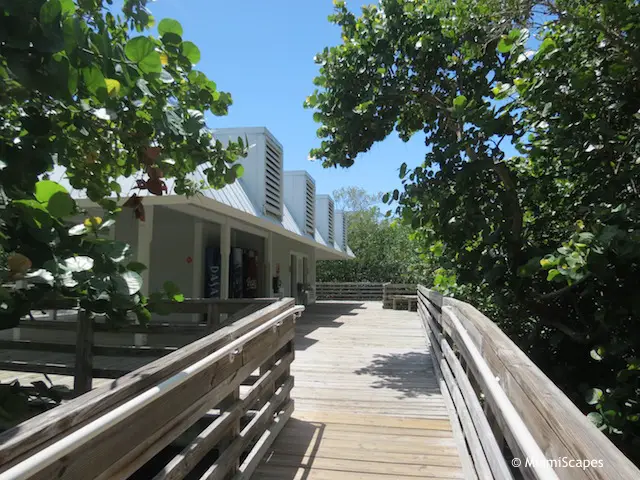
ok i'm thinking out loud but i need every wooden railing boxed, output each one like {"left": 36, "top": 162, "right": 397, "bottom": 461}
{"left": 418, "top": 286, "right": 640, "bottom": 480}
{"left": 0, "top": 298, "right": 276, "bottom": 396}
{"left": 0, "top": 298, "right": 299, "bottom": 480}
{"left": 382, "top": 283, "right": 416, "bottom": 309}
{"left": 316, "top": 282, "right": 385, "bottom": 300}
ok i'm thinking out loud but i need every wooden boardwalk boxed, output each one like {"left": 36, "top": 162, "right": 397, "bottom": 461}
{"left": 253, "top": 301, "right": 467, "bottom": 479}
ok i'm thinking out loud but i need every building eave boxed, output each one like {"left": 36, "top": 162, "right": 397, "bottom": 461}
{"left": 76, "top": 195, "right": 350, "bottom": 260}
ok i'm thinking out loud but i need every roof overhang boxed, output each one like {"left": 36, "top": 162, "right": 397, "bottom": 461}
{"left": 77, "top": 194, "right": 351, "bottom": 261}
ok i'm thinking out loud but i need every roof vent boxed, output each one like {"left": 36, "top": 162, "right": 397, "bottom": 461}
{"left": 264, "top": 137, "right": 283, "bottom": 219}
{"left": 315, "top": 194, "right": 335, "bottom": 245}
{"left": 305, "top": 176, "right": 315, "bottom": 236}
{"left": 335, "top": 210, "right": 347, "bottom": 250}
{"left": 284, "top": 171, "right": 316, "bottom": 237}
{"left": 211, "top": 127, "right": 284, "bottom": 220}
{"left": 328, "top": 199, "right": 334, "bottom": 244}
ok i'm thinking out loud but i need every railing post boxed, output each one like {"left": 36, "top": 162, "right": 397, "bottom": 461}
{"left": 484, "top": 400, "right": 505, "bottom": 454}
{"left": 217, "top": 385, "right": 240, "bottom": 476}
{"left": 207, "top": 303, "right": 221, "bottom": 333}
{"left": 74, "top": 309, "right": 93, "bottom": 395}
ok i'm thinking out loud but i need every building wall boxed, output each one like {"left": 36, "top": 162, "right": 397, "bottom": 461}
{"left": 115, "top": 210, "right": 139, "bottom": 256}
{"left": 271, "top": 232, "right": 315, "bottom": 300}
{"left": 148, "top": 206, "right": 197, "bottom": 323}
{"left": 106, "top": 206, "right": 319, "bottom": 311}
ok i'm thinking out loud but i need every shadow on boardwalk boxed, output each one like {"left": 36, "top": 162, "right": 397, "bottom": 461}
{"left": 295, "top": 301, "right": 363, "bottom": 351}
{"left": 354, "top": 351, "right": 441, "bottom": 399}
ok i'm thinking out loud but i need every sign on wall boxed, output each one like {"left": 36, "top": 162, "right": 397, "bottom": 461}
{"left": 204, "top": 246, "right": 221, "bottom": 298}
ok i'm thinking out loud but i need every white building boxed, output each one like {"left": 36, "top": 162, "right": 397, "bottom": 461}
{"left": 63, "top": 127, "right": 353, "bottom": 305}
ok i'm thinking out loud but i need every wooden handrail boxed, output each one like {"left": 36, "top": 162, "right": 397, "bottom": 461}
{"left": 0, "top": 298, "right": 299, "bottom": 480}
{"left": 418, "top": 285, "right": 640, "bottom": 480}
{"left": 315, "top": 282, "right": 385, "bottom": 300}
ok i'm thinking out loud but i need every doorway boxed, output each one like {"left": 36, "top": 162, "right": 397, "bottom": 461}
{"left": 290, "top": 254, "right": 297, "bottom": 301}
{"left": 290, "top": 252, "right": 309, "bottom": 304}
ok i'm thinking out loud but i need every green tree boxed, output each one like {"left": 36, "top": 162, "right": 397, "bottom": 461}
{"left": 333, "top": 186, "right": 382, "bottom": 212}
{"left": 317, "top": 187, "right": 433, "bottom": 283}
{"left": 308, "top": 0, "right": 640, "bottom": 461}
{"left": 0, "top": 0, "right": 246, "bottom": 327}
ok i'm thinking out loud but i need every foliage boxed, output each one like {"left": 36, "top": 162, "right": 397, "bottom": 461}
{"left": 0, "top": 376, "right": 66, "bottom": 430}
{"left": 332, "top": 186, "right": 382, "bottom": 212}
{"left": 317, "top": 187, "right": 435, "bottom": 284}
{"left": 0, "top": 0, "right": 247, "bottom": 428}
{"left": 0, "top": 0, "right": 246, "bottom": 330}
{"left": 308, "top": 0, "right": 640, "bottom": 461}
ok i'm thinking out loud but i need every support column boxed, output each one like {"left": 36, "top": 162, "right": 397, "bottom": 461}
{"left": 265, "top": 232, "right": 273, "bottom": 297}
{"left": 220, "top": 221, "right": 231, "bottom": 300}
{"left": 192, "top": 220, "right": 204, "bottom": 322}
{"left": 137, "top": 205, "right": 154, "bottom": 296}
{"left": 309, "top": 248, "right": 316, "bottom": 304}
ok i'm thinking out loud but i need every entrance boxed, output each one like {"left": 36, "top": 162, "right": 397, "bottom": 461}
{"left": 290, "top": 252, "right": 309, "bottom": 304}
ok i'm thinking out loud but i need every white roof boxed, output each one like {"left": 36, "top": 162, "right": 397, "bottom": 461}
{"left": 52, "top": 165, "right": 354, "bottom": 259}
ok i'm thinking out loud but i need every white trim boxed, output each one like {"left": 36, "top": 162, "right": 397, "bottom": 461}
{"left": 192, "top": 220, "right": 204, "bottom": 321}
{"left": 265, "top": 232, "right": 273, "bottom": 297}
{"left": 220, "top": 221, "right": 231, "bottom": 300}
{"left": 288, "top": 249, "right": 309, "bottom": 259}
{"left": 169, "top": 203, "right": 226, "bottom": 226}
{"left": 186, "top": 197, "right": 346, "bottom": 259}
{"left": 229, "top": 218, "right": 267, "bottom": 239}
{"left": 76, "top": 195, "right": 349, "bottom": 260}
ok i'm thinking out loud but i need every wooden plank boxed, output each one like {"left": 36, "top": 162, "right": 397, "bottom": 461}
{"left": 257, "top": 454, "right": 465, "bottom": 479}
{"left": 201, "top": 379, "right": 294, "bottom": 480}
{"left": 233, "top": 400, "right": 294, "bottom": 480}
{"left": 439, "top": 307, "right": 556, "bottom": 480}
{"left": 424, "top": 310, "right": 514, "bottom": 480}
{"left": 0, "top": 340, "right": 177, "bottom": 357}
{"left": 18, "top": 320, "right": 207, "bottom": 334}
{"left": 427, "top": 326, "right": 493, "bottom": 479}
{"left": 73, "top": 310, "right": 92, "bottom": 395}
{"left": 25, "top": 319, "right": 296, "bottom": 480}
{"left": 292, "top": 411, "right": 453, "bottom": 431}
{"left": 438, "top": 297, "right": 640, "bottom": 480}
{"left": 154, "top": 352, "right": 294, "bottom": 480}
{"left": 315, "top": 283, "right": 384, "bottom": 301}
{"left": 252, "top": 465, "right": 459, "bottom": 480}
{"left": 206, "top": 303, "right": 220, "bottom": 333}
{"left": 262, "top": 448, "right": 460, "bottom": 467}
{"left": 420, "top": 313, "right": 478, "bottom": 480}
{"left": 0, "top": 340, "right": 76, "bottom": 354}
{"left": 254, "top": 301, "right": 466, "bottom": 479}
{"left": 0, "top": 361, "right": 75, "bottom": 376}
{"left": 0, "top": 298, "right": 295, "bottom": 470}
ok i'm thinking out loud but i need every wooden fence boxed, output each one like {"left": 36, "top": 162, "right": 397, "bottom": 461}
{"left": 0, "top": 298, "right": 300, "bottom": 480}
{"left": 315, "top": 282, "right": 385, "bottom": 300}
{"left": 382, "top": 283, "right": 416, "bottom": 309}
{"left": 418, "top": 285, "right": 640, "bottom": 480}
{"left": 0, "top": 298, "right": 275, "bottom": 396}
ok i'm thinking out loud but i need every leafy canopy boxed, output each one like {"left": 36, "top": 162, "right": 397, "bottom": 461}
{"left": 308, "top": 0, "right": 640, "bottom": 461}
{"left": 0, "top": 0, "right": 246, "bottom": 330}
{"left": 317, "top": 187, "right": 434, "bottom": 284}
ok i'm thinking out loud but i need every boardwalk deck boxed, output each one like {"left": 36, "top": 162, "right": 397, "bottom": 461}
{"left": 252, "top": 301, "right": 467, "bottom": 479}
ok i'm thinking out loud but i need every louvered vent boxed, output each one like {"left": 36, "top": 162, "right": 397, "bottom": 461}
{"left": 342, "top": 212, "right": 347, "bottom": 247}
{"left": 264, "top": 138, "right": 283, "bottom": 219}
{"left": 328, "top": 198, "right": 334, "bottom": 244}
{"left": 305, "top": 177, "right": 315, "bottom": 236}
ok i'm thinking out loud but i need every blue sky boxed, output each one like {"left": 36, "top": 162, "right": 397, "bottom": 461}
{"left": 145, "top": 0, "right": 426, "bottom": 199}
